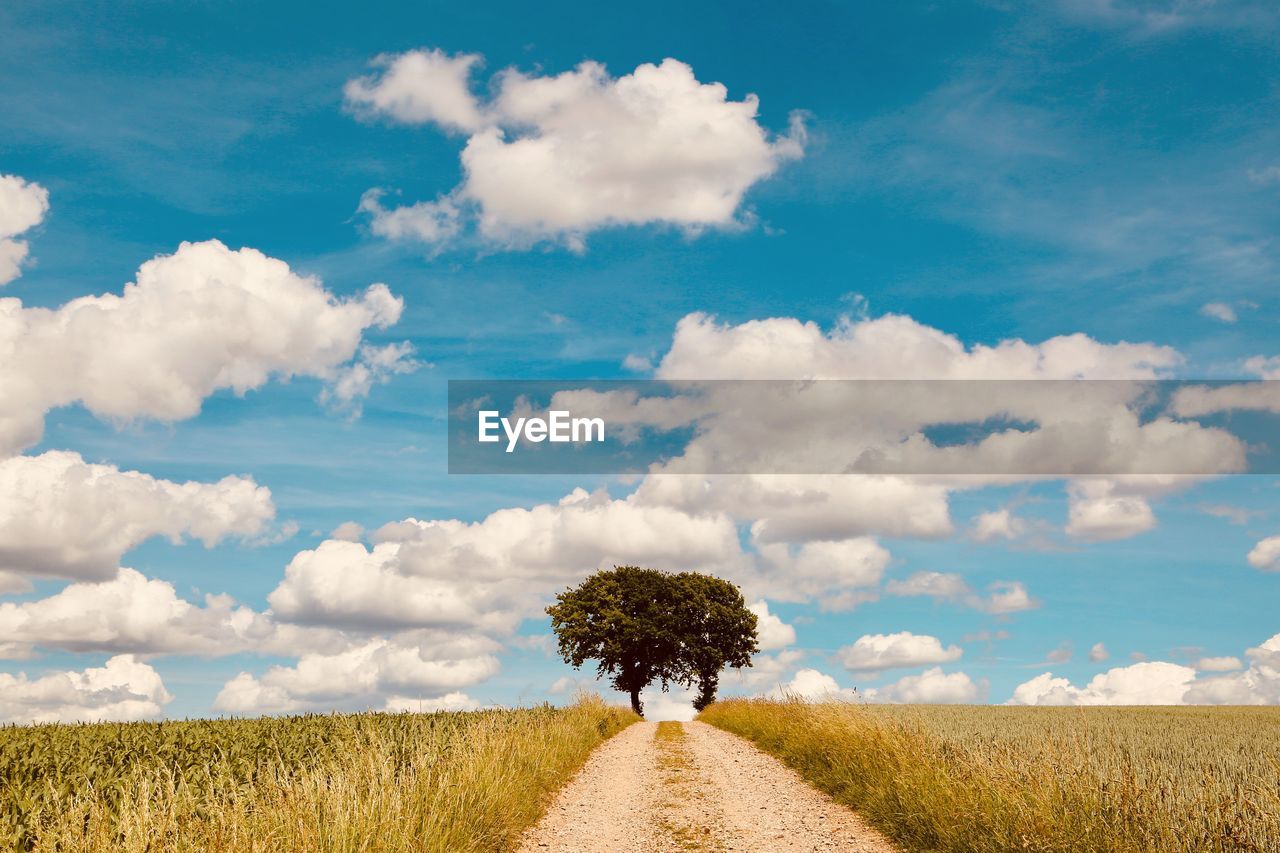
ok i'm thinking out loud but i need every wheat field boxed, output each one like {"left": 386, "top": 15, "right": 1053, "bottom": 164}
{"left": 701, "top": 699, "right": 1280, "bottom": 853}
{"left": 0, "top": 697, "right": 635, "bottom": 853}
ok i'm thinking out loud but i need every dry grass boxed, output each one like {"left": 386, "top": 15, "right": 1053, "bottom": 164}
{"left": 701, "top": 699, "right": 1280, "bottom": 853}
{"left": 1, "top": 697, "right": 635, "bottom": 852}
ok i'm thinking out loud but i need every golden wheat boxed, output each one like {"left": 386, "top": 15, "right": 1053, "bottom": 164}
{"left": 700, "top": 699, "right": 1280, "bottom": 853}
{"left": 0, "top": 697, "right": 635, "bottom": 853}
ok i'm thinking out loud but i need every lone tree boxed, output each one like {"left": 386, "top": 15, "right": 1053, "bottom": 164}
{"left": 546, "top": 566, "right": 758, "bottom": 716}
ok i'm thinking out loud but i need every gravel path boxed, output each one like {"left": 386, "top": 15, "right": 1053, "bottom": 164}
{"left": 517, "top": 721, "right": 897, "bottom": 852}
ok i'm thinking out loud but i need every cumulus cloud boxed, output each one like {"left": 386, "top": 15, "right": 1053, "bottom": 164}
{"left": 636, "top": 474, "right": 953, "bottom": 542}
{"left": 598, "top": 311, "right": 1242, "bottom": 566}
{"left": 653, "top": 312, "right": 1181, "bottom": 381}
{"left": 1185, "top": 634, "right": 1280, "bottom": 704}
{"left": 268, "top": 486, "right": 746, "bottom": 634}
{"left": 384, "top": 692, "right": 480, "bottom": 713}
{"left": 1065, "top": 479, "right": 1157, "bottom": 541}
{"left": 618, "top": 312, "right": 1239, "bottom": 486}
{"left": 0, "top": 174, "right": 49, "bottom": 286}
{"left": 0, "top": 239, "right": 409, "bottom": 456}
{"left": 884, "top": 570, "right": 971, "bottom": 601}
{"left": 0, "top": 451, "right": 273, "bottom": 580}
{"left": 0, "top": 568, "right": 344, "bottom": 659}
{"left": 748, "top": 600, "right": 796, "bottom": 651}
{"left": 0, "top": 655, "right": 171, "bottom": 724}
{"left": 1243, "top": 356, "right": 1280, "bottom": 380}
{"left": 346, "top": 50, "right": 804, "bottom": 249}
{"left": 764, "top": 668, "right": 858, "bottom": 701}
{"left": 884, "top": 572, "right": 1039, "bottom": 615}
{"left": 1200, "top": 302, "right": 1238, "bottom": 323}
{"left": 345, "top": 48, "right": 486, "bottom": 132}
{"left": 1008, "top": 661, "right": 1198, "bottom": 705}
{"left": 970, "top": 508, "right": 1028, "bottom": 542}
{"left": 837, "top": 632, "right": 963, "bottom": 673}
{"left": 319, "top": 342, "right": 418, "bottom": 414}
{"left": 214, "top": 636, "right": 499, "bottom": 714}
{"left": 1195, "top": 656, "right": 1243, "bottom": 672}
{"left": 1089, "top": 642, "right": 1110, "bottom": 662}
{"left": 752, "top": 537, "right": 890, "bottom": 610}
{"left": 1248, "top": 536, "right": 1280, "bottom": 570}
{"left": 357, "top": 190, "right": 461, "bottom": 245}
{"left": 864, "top": 667, "right": 982, "bottom": 704}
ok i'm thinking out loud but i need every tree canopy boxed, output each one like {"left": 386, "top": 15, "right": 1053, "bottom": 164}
{"left": 546, "top": 566, "right": 759, "bottom": 716}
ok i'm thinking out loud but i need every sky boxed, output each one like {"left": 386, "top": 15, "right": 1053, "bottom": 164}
{"left": 2, "top": 0, "right": 1280, "bottom": 722}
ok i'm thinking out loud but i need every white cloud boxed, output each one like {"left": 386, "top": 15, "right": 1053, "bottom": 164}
{"left": 1199, "top": 503, "right": 1258, "bottom": 525}
{"left": 970, "top": 508, "right": 1027, "bottom": 542}
{"left": 1055, "top": 0, "right": 1272, "bottom": 36}
{"left": 0, "top": 451, "right": 273, "bottom": 580}
{"left": 0, "top": 568, "right": 341, "bottom": 659}
{"left": 1195, "top": 656, "right": 1243, "bottom": 672}
{"left": 983, "top": 581, "right": 1039, "bottom": 614}
{"left": 1185, "top": 634, "right": 1280, "bottom": 704}
{"left": 764, "top": 668, "right": 858, "bottom": 701}
{"left": 748, "top": 600, "right": 796, "bottom": 651}
{"left": 330, "top": 521, "right": 365, "bottom": 542}
{"left": 347, "top": 52, "right": 804, "bottom": 249}
{"left": 865, "top": 667, "right": 982, "bottom": 704}
{"left": 0, "top": 174, "right": 49, "bottom": 286}
{"left": 0, "top": 655, "right": 171, "bottom": 724}
{"left": 1089, "top": 642, "right": 1110, "bottom": 662}
{"left": 884, "top": 572, "right": 1039, "bottom": 615}
{"left": 1046, "top": 642, "right": 1074, "bottom": 664}
{"left": 885, "top": 571, "right": 972, "bottom": 601}
{"left": 837, "top": 631, "right": 963, "bottom": 673}
{"left": 344, "top": 48, "right": 486, "bottom": 132}
{"left": 0, "top": 571, "right": 30, "bottom": 595}
{"left": 641, "top": 684, "right": 700, "bottom": 721}
{"left": 214, "top": 636, "right": 500, "bottom": 714}
{"left": 753, "top": 537, "right": 891, "bottom": 610}
{"left": 1247, "top": 536, "right": 1280, "bottom": 571}
{"left": 724, "top": 649, "right": 806, "bottom": 693}
{"left": 384, "top": 692, "right": 480, "bottom": 713}
{"left": 357, "top": 190, "right": 461, "bottom": 245}
{"left": 1249, "top": 164, "right": 1280, "bottom": 185}
{"left": 1249, "top": 165, "right": 1280, "bottom": 185}
{"left": 0, "top": 239, "right": 409, "bottom": 456}
{"left": 1200, "top": 302, "right": 1237, "bottom": 323}
{"left": 654, "top": 311, "right": 1181, "bottom": 381}
{"left": 1065, "top": 480, "right": 1157, "bottom": 541}
{"left": 1243, "top": 356, "right": 1280, "bottom": 380}
{"left": 268, "top": 487, "right": 746, "bottom": 634}
{"left": 1008, "top": 661, "right": 1197, "bottom": 705}
{"left": 319, "top": 342, "right": 418, "bottom": 414}
{"left": 627, "top": 312, "right": 1239, "bottom": 485}
{"left": 636, "top": 474, "right": 953, "bottom": 542}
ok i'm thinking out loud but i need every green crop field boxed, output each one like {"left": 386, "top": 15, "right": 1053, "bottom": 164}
{"left": 0, "top": 697, "right": 634, "bottom": 853}
{"left": 701, "top": 699, "right": 1280, "bottom": 853}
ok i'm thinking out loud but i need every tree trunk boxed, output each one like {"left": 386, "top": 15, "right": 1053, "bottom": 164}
{"left": 629, "top": 685, "right": 643, "bottom": 717}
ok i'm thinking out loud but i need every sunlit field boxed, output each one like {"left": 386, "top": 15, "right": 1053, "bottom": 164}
{"left": 0, "top": 698, "right": 634, "bottom": 853}
{"left": 701, "top": 699, "right": 1280, "bottom": 853}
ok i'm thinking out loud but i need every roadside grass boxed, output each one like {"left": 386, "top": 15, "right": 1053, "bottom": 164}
{"left": 1, "top": 696, "right": 635, "bottom": 852}
{"left": 701, "top": 699, "right": 1280, "bottom": 853}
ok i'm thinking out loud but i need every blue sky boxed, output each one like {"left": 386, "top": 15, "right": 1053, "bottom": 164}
{"left": 2, "top": 0, "right": 1280, "bottom": 720}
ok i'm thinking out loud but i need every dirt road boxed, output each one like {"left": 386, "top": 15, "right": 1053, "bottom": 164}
{"left": 517, "top": 721, "right": 897, "bottom": 852}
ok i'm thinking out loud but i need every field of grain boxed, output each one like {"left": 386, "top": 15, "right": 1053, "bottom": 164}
{"left": 0, "top": 697, "right": 635, "bottom": 853}
{"left": 701, "top": 699, "right": 1280, "bottom": 853}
